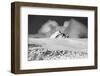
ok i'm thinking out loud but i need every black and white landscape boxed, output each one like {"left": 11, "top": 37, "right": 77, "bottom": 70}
{"left": 28, "top": 15, "right": 88, "bottom": 61}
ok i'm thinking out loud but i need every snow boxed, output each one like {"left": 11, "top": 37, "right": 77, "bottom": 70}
{"left": 28, "top": 37, "right": 88, "bottom": 61}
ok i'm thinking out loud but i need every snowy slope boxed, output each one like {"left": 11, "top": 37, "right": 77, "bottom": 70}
{"left": 28, "top": 36, "right": 88, "bottom": 60}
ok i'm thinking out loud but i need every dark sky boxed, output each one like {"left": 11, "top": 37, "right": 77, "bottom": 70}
{"left": 28, "top": 15, "right": 88, "bottom": 34}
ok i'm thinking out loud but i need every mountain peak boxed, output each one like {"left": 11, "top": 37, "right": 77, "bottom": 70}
{"left": 50, "top": 31, "right": 68, "bottom": 39}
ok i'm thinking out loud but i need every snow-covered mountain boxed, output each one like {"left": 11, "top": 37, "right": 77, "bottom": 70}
{"left": 50, "top": 31, "right": 68, "bottom": 39}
